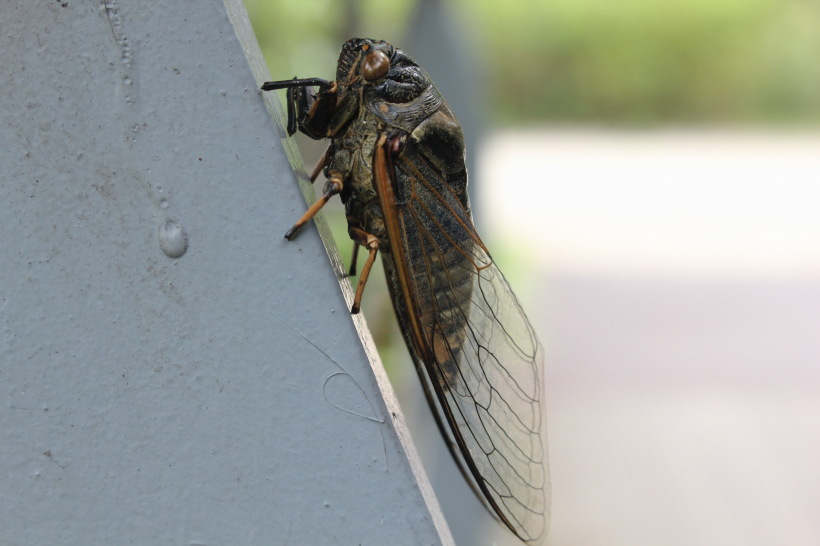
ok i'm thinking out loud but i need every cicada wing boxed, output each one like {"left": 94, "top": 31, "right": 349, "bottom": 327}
{"left": 374, "top": 135, "right": 551, "bottom": 543}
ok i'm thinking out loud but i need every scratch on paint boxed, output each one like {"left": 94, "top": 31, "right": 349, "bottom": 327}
{"left": 270, "top": 311, "right": 389, "bottom": 472}
{"left": 270, "top": 311, "right": 383, "bottom": 424}
{"left": 282, "top": 523, "right": 291, "bottom": 546}
{"left": 43, "top": 450, "right": 66, "bottom": 470}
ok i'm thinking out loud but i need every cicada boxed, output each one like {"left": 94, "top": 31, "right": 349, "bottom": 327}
{"left": 262, "top": 38, "right": 550, "bottom": 544}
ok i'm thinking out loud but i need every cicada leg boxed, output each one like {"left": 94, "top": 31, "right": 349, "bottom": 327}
{"left": 284, "top": 172, "right": 343, "bottom": 241}
{"left": 309, "top": 144, "right": 332, "bottom": 184}
{"left": 261, "top": 74, "right": 356, "bottom": 143}
{"left": 260, "top": 78, "right": 337, "bottom": 139}
{"left": 348, "top": 226, "right": 379, "bottom": 314}
{"left": 348, "top": 243, "right": 360, "bottom": 277}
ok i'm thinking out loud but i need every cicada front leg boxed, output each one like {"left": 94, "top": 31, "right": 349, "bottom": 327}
{"left": 261, "top": 77, "right": 341, "bottom": 239}
{"left": 260, "top": 77, "right": 338, "bottom": 139}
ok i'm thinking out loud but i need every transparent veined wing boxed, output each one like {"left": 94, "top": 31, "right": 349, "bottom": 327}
{"left": 373, "top": 133, "right": 551, "bottom": 544}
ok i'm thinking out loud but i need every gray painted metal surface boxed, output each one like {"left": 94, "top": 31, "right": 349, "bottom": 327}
{"left": 0, "top": 1, "right": 453, "bottom": 544}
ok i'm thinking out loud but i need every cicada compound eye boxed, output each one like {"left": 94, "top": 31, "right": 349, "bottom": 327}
{"left": 362, "top": 50, "right": 390, "bottom": 81}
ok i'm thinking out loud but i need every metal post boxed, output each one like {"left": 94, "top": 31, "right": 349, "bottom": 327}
{"left": 0, "top": 1, "right": 453, "bottom": 544}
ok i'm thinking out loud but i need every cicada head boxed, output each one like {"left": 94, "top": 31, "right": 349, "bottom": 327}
{"left": 336, "top": 38, "right": 431, "bottom": 104}
{"left": 336, "top": 38, "right": 391, "bottom": 86}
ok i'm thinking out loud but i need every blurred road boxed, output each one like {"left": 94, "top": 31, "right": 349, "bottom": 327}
{"left": 536, "top": 274, "right": 820, "bottom": 546}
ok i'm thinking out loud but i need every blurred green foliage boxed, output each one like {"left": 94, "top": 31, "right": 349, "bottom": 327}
{"left": 468, "top": 0, "right": 820, "bottom": 124}
{"left": 245, "top": 0, "right": 820, "bottom": 125}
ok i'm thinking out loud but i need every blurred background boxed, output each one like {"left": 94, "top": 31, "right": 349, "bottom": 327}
{"left": 244, "top": 0, "right": 820, "bottom": 544}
